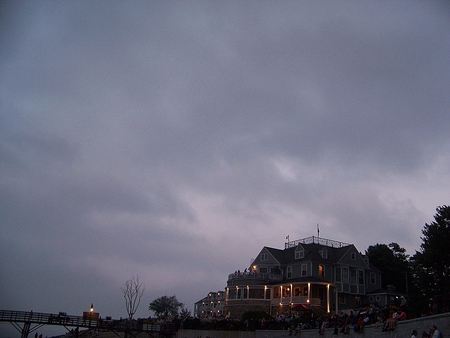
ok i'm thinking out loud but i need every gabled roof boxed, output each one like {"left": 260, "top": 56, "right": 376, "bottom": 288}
{"left": 264, "top": 246, "right": 284, "bottom": 263}
{"left": 251, "top": 237, "right": 373, "bottom": 270}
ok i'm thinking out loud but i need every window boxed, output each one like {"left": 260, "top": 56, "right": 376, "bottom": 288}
{"left": 273, "top": 287, "right": 281, "bottom": 298}
{"left": 320, "top": 250, "right": 328, "bottom": 259}
{"left": 295, "top": 250, "right": 304, "bottom": 259}
{"left": 301, "top": 263, "right": 308, "bottom": 276}
{"left": 339, "top": 294, "right": 346, "bottom": 304}
{"left": 351, "top": 252, "right": 356, "bottom": 260}
{"left": 287, "top": 266, "right": 292, "bottom": 278}
{"left": 271, "top": 267, "right": 280, "bottom": 274}
{"left": 358, "top": 270, "right": 364, "bottom": 285}
{"left": 260, "top": 267, "right": 268, "bottom": 273}
{"left": 343, "top": 267, "right": 349, "bottom": 283}
{"left": 350, "top": 268, "right": 357, "bottom": 284}
{"left": 335, "top": 267, "right": 342, "bottom": 282}
{"left": 370, "top": 272, "right": 376, "bottom": 284}
{"left": 318, "top": 265, "right": 325, "bottom": 277}
{"left": 261, "top": 253, "right": 268, "bottom": 261}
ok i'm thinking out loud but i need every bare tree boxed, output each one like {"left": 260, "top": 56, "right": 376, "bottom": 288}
{"left": 121, "top": 275, "right": 145, "bottom": 320}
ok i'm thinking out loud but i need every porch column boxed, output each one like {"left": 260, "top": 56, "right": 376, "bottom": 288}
{"left": 327, "top": 284, "right": 330, "bottom": 313}
{"left": 307, "top": 283, "right": 311, "bottom": 304}
{"left": 290, "top": 284, "right": 293, "bottom": 304}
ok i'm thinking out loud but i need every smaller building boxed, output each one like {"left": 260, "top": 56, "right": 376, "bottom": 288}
{"left": 194, "top": 291, "right": 226, "bottom": 318}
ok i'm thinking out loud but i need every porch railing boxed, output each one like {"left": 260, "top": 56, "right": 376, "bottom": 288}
{"left": 271, "top": 296, "right": 321, "bottom": 307}
{"left": 228, "top": 272, "right": 283, "bottom": 282}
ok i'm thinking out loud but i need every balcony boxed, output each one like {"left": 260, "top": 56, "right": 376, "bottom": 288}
{"left": 285, "top": 235, "right": 350, "bottom": 249}
{"left": 228, "top": 271, "right": 283, "bottom": 282}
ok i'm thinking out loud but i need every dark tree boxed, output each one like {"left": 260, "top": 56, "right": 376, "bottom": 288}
{"left": 149, "top": 295, "right": 184, "bottom": 319}
{"left": 179, "top": 307, "right": 191, "bottom": 319}
{"left": 366, "top": 242, "right": 409, "bottom": 293}
{"left": 121, "top": 275, "right": 145, "bottom": 321}
{"left": 411, "top": 205, "right": 450, "bottom": 301}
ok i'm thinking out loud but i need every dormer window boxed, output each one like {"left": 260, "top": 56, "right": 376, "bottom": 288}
{"left": 320, "top": 249, "right": 328, "bottom": 259}
{"left": 295, "top": 250, "right": 304, "bottom": 259}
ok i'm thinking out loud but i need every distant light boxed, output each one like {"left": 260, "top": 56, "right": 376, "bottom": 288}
{"left": 90, "top": 304, "right": 94, "bottom": 312}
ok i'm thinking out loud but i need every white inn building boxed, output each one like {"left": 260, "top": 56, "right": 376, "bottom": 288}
{"left": 224, "top": 236, "right": 387, "bottom": 318}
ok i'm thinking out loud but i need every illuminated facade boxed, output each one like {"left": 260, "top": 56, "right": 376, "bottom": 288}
{"left": 194, "top": 291, "right": 226, "bottom": 318}
{"left": 224, "top": 236, "right": 382, "bottom": 318}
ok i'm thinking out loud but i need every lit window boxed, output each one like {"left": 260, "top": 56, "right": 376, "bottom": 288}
{"left": 319, "top": 265, "right": 325, "bottom": 277}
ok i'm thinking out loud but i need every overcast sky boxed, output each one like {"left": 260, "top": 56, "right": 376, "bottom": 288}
{"left": 1, "top": 1, "right": 449, "bottom": 336}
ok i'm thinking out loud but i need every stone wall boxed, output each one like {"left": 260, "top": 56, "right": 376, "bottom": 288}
{"left": 177, "top": 312, "right": 449, "bottom": 338}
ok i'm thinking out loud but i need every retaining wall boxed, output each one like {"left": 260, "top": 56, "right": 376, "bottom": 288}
{"left": 177, "top": 312, "right": 449, "bottom": 338}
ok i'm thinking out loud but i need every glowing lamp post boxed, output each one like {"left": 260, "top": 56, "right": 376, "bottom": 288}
{"left": 83, "top": 303, "right": 99, "bottom": 327}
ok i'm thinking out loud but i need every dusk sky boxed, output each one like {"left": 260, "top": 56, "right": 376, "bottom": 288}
{"left": 1, "top": 1, "right": 449, "bottom": 336}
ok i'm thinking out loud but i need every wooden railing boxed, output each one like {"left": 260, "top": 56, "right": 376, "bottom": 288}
{"left": 0, "top": 310, "right": 175, "bottom": 333}
{"left": 228, "top": 272, "right": 283, "bottom": 282}
{"left": 271, "top": 297, "right": 321, "bottom": 306}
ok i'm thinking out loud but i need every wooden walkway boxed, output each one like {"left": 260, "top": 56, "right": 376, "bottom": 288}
{"left": 0, "top": 309, "right": 175, "bottom": 338}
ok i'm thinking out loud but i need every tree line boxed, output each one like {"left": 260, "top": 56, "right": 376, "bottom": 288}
{"left": 366, "top": 205, "right": 450, "bottom": 316}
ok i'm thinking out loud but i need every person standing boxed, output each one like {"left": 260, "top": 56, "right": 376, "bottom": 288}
{"left": 411, "top": 330, "right": 418, "bottom": 338}
{"left": 432, "top": 325, "right": 441, "bottom": 338}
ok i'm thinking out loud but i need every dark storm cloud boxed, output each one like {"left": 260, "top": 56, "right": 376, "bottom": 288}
{"left": 1, "top": 2, "right": 449, "bottom": 336}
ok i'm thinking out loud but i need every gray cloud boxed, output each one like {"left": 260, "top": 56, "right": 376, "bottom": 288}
{"left": 1, "top": 1, "right": 449, "bottom": 336}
